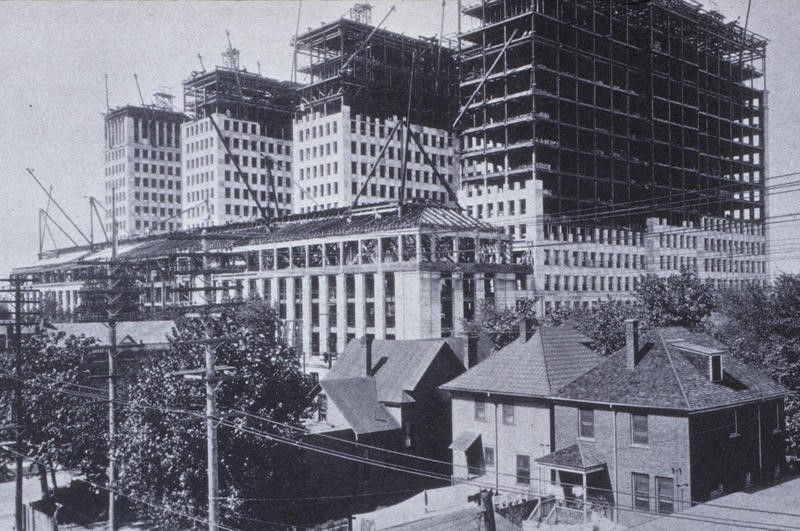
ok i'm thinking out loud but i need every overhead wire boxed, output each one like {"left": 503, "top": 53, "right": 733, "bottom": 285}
{"left": 9, "top": 370, "right": 800, "bottom": 526}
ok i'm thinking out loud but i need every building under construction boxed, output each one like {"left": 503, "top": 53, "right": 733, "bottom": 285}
{"left": 104, "top": 98, "right": 185, "bottom": 239}
{"left": 181, "top": 45, "right": 300, "bottom": 228}
{"left": 291, "top": 6, "right": 462, "bottom": 213}
{"left": 457, "top": 0, "right": 768, "bottom": 309}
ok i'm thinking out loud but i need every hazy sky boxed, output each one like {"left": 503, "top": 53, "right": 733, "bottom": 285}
{"left": 0, "top": 0, "right": 797, "bottom": 278}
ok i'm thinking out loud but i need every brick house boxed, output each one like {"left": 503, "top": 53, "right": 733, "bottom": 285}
{"left": 303, "top": 336, "right": 467, "bottom": 507}
{"left": 440, "top": 326, "right": 602, "bottom": 497}
{"left": 538, "top": 320, "right": 786, "bottom": 524}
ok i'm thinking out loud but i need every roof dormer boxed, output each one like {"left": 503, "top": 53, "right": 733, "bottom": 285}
{"left": 670, "top": 341, "right": 725, "bottom": 383}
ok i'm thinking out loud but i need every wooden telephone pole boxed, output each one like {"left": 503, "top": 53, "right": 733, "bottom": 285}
{"left": 170, "top": 313, "right": 234, "bottom": 531}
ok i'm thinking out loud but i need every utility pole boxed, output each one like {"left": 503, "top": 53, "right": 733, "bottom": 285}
{"left": 107, "top": 188, "right": 119, "bottom": 531}
{"left": 170, "top": 314, "right": 234, "bottom": 531}
{"left": 204, "top": 317, "right": 219, "bottom": 531}
{"left": 13, "top": 277, "right": 23, "bottom": 531}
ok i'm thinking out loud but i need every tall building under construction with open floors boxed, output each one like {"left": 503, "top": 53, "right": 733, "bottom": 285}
{"left": 457, "top": 0, "right": 768, "bottom": 311}
{"left": 292, "top": 4, "right": 461, "bottom": 214}
{"left": 181, "top": 44, "right": 298, "bottom": 229}
{"left": 103, "top": 96, "right": 185, "bottom": 239}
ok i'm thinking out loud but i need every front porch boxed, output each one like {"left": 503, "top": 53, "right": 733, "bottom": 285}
{"left": 524, "top": 443, "right": 615, "bottom": 528}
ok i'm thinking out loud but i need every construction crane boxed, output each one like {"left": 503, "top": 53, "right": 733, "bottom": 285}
{"left": 339, "top": 5, "right": 396, "bottom": 75}
{"left": 197, "top": 53, "right": 206, "bottom": 73}
{"left": 133, "top": 73, "right": 145, "bottom": 106}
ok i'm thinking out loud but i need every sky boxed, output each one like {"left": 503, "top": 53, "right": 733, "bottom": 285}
{"left": 0, "top": 0, "right": 797, "bottom": 278}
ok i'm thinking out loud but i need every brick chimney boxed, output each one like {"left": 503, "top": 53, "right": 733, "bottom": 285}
{"left": 467, "top": 335, "right": 479, "bottom": 368}
{"left": 360, "top": 335, "right": 373, "bottom": 376}
{"left": 625, "top": 319, "right": 640, "bottom": 369}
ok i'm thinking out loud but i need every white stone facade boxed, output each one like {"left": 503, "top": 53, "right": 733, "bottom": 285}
{"left": 293, "top": 105, "right": 459, "bottom": 214}
{"left": 181, "top": 113, "right": 293, "bottom": 228}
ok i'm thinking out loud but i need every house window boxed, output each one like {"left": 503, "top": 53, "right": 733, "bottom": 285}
{"left": 474, "top": 396, "right": 486, "bottom": 422}
{"left": 631, "top": 414, "right": 648, "bottom": 445}
{"left": 484, "top": 447, "right": 495, "bottom": 467}
{"left": 317, "top": 393, "right": 327, "bottom": 422}
{"left": 632, "top": 473, "right": 650, "bottom": 512}
{"left": 516, "top": 455, "right": 530, "bottom": 484}
{"left": 579, "top": 408, "right": 595, "bottom": 439}
{"left": 731, "top": 408, "right": 740, "bottom": 436}
{"left": 502, "top": 402, "right": 515, "bottom": 425}
{"left": 656, "top": 476, "right": 674, "bottom": 514}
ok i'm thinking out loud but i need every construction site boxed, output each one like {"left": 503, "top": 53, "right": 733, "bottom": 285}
{"left": 458, "top": 0, "right": 766, "bottom": 232}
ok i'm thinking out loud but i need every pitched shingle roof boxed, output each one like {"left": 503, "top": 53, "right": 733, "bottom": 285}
{"left": 555, "top": 327, "right": 787, "bottom": 411}
{"left": 327, "top": 339, "right": 463, "bottom": 404}
{"left": 440, "top": 327, "right": 601, "bottom": 397}
{"left": 318, "top": 378, "right": 400, "bottom": 435}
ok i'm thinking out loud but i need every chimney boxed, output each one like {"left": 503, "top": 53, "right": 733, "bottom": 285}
{"left": 625, "top": 319, "right": 640, "bottom": 370}
{"left": 360, "top": 335, "right": 373, "bottom": 376}
{"left": 467, "top": 335, "right": 479, "bottom": 368}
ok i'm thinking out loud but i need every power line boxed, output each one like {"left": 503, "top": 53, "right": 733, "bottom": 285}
{"left": 11, "top": 370, "right": 800, "bottom": 526}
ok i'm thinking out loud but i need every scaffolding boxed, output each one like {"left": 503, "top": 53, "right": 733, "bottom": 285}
{"left": 183, "top": 68, "right": 299, "bottom": 140}
{"left": 294, "top": 15, "right": 459, "bottom": 130}
{"left": 459, "top": 0, "right": 767, "bottom": 231}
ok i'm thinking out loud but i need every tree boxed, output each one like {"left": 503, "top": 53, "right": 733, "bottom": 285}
{"left": 543, "top": 299, "right": 637, "bottom": 355}
{"left": 0, "top": 331, "right": 106, "bottom": 496}
{"left": 463, "top": 298, "right": 537, "bottom": 350}
{"left": 715, "top": 274, "right": 800, "bottom": 453}
{"left": 635, "top": 269, "right": 715, "bottom": 327}
{"left": 115, "top": 299, "right": 315, "bottom": 529}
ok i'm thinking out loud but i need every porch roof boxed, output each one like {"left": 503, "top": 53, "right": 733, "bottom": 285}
{"left": 449, "top": 431, "right": 481, "bottom": 452}
{"left": 535, "top": 442, "right": 606, "bottom": 474}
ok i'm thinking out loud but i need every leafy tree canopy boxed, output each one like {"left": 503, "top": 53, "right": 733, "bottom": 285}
{"left": 115, "top": 299, "right": 315, "bottom": 530}
{"left": 635, "top": 269, "right": 715, "bottom": 327}
{"left": 0, "top": 330, "right": 106, "bottom": 483}
{"left": 463, "top": 298, "right": 537, "bottom": 350}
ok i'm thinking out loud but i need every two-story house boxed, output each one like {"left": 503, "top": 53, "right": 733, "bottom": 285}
{"left": 440, "top": 325, "right": 602, "bottom": 498}
{"left": 537, "top": 319, "right": 786, "bottom": 526}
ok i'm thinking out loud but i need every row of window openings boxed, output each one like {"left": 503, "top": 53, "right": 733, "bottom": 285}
{"left": 298, "top": 119, "right": 338, "bottom": 142}
{"left": 132, "top": 177, "right": 181, "bottom": 191}
{"left": 704, "top": 238, "right": 765, "bottom": 254}
{"left": 545, "top": 274, "right": 638, "bottom": 292}
{"left": 186, "top": 135, "right": 288, "bottom": 156}
{"left": 104, "top": 147, "right": 125, "bottom": 163}
{"left": 135, "top": 220, "right": 175, "bottom": 232}
{"left": 349, "top": 141, "right": 453, "bottom": 167}
{"left": 466, "top": 199, "right": 527, "bottom": 218}
{"left": 224, "top": 170, "right": 292, "bottom": 187}
{"left": 660, "top": 256, "right": 697, "bottom": 271}
{"left": 462, "top": 181, "right": 528, "bottom": 197}
{"left": 298, "top": 142, "right": 338, "bottom": 162}
{"left": 224, "top": 187, "right": 290, "bottom": 205}
{"left": 250, "top": 238, "right": 509, "bottom": 269}
{"left": 134, "top": 206, "right": 176, "bottom": 217}
{"left": 132, "top": 163, "right": 181, "bottom": 176}
{"left": 545, "top": 250, "right": 645, "bottom": 269}
{"left": 224, "top": 204, "right": 291, "bottom": 218}
{"left": 348, "top": 181, "right": 449, "bottom": 203}
{"left": 299, "top": 162, "right": 339, "bottom": 181}
{"left": 132, "top": 192, "right": 179, "bottom": 203}
{"left": 223, "top": 154, "right": 292, "bottom": 171}
{"left": 349, "top": 119, "right": 452, "bottom": 150}
{"left": 133, "top": 148, "right": 180, "bottom": 162}
{"left": 705, "top": 258, "right": 765, "bottom": 274}
{"left": 349, "top": 161, "right": 454, "bottom": 185}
